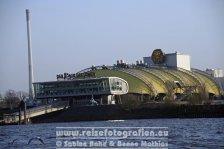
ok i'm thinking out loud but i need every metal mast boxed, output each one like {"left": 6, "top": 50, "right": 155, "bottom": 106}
{"left": 26, "top": 9, "right": 34, "bottom": 100}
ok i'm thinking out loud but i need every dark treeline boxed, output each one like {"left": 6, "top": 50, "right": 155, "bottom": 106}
{"left": 0, "top": 90, "right": 28, "bottom": 110}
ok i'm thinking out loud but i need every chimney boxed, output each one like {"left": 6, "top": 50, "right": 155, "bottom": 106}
{"left": 26, "top": 9, "right": 34, "bottom": 100}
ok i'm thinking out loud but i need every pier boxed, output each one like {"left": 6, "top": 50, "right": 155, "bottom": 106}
{"left": 1, "top": 101, "right": 68, "bottom": 124}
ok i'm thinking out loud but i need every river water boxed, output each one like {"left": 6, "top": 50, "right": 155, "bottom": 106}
{"left": 0, "top": 118, "right": 223, "bottom": 149}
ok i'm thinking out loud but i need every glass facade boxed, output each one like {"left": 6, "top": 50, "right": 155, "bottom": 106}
{"left": 33, "top": 77, "right": 128, "bottom": 99}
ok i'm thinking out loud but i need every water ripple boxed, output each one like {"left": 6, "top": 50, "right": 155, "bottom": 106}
{"left": 0, "top": 118, "right": 223, "bottom": 148}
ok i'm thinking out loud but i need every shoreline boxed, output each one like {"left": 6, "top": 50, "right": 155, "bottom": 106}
{"left": 1, "top": 103, "right": 224, "bottom": 125}
{"left": 30, "top": 104, "right": 224, "bottom": 124}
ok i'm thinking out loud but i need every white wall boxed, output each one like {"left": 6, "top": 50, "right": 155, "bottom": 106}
{"left": 176, "top": 54, "right": 191, "bottom": 71}
{"left": 206, "top": 69, "right": 224, "bottom": 78}
{"left": 214, "top": 69, "right": 224, "bottom": 77}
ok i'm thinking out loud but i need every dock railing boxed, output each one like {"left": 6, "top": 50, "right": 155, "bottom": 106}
{"left": 2, "top": 101, "right": 69, "bottom": 124}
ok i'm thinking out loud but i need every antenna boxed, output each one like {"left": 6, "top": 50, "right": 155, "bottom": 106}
{"left": 26, "top": 9, "right": 34, "bottom": 100}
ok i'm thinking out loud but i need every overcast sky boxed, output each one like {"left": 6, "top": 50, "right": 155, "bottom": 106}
{"left": 0, "top": 0, "right": 224, "bottom": 94}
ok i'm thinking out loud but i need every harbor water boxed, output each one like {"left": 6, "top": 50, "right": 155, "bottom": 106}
{"left": 0, "top": 118, "right": 223, "bottom": 149}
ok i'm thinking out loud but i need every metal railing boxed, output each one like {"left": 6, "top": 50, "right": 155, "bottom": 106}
{"left": 2, "top": 101, "right": 69, "bottom": 124}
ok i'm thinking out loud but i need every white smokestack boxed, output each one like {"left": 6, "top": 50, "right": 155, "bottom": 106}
{"left": 26, "top": 9, "right": 34, "bottom": 100}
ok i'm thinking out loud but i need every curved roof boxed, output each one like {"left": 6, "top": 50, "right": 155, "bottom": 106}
{"left": 90, "top": 67, "right": 221, "bottom": 96}
{"left": 94, "top": 69, "right": 152, "bottom": 94}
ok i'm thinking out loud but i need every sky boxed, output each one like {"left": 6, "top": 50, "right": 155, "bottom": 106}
{"left": 0, "top": 0, "right": 224, "bottom": 95}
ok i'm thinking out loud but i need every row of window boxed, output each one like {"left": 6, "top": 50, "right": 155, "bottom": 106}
{"left": 34, "top": 78, "right": 128, "bottom": 98}
{"left": 36, "top": 87, "right": 110, "bottom": 96}
{"left": 41, "top": 81, "right": 109, "bottom": 89}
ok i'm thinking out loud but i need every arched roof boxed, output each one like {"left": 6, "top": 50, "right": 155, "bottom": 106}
{"left": 94, "top": 69, "right": 152, "bottom": 94}
{"left": 91, "top": 67, "right": 221, "bottom": 96}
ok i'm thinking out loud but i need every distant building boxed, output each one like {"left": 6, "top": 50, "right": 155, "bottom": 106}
{"left": 205, "top": 69, "right": 224, "bottom": 95}
{"left": 206, "top": 68, "right": 223, "bottom": 78}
